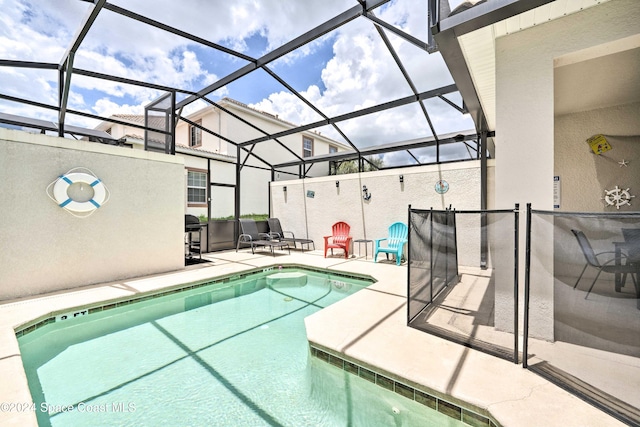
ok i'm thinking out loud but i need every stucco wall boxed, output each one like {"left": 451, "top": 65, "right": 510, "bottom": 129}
{"left": 0, "top": 129, "right": 185, "bottom": 301}
{"left": 271, "top": 161, "right": 492, "bottom": 267}
{"left": 555, "top": 101, "right": 640, "bottom": 212}
{"left": 496, "top": 0, "right": 638, "bottom": 209}
{"left": 495, "top": 0, "right": 639, "bottom": 339}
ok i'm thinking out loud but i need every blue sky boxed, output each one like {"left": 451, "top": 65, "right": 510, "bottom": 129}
{"left": 0, "top": 0, "right": 474, "bottom": 162}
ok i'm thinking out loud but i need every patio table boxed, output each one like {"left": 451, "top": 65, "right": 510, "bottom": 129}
{"left": 353, "top": 239, "right": 373, "bottom": 259}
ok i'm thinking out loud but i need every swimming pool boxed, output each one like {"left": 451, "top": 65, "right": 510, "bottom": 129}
{"left": 18, "top": 267, "right": 467, "bottom": 426}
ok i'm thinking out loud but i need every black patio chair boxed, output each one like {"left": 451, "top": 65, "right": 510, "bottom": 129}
{"left": 571, "top": 230, "right": 639, "bottom": 303}
{"left": 268, "top": 218, "right": 315, "bottom": 252}
{"left": 236, "top": 219, "right": 290, "bottom": 256}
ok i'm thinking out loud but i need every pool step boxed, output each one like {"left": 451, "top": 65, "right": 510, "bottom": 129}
{"left": 266, "top": 272, "right": 308, "bottom": 288}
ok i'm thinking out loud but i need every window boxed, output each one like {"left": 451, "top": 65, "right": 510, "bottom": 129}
{"left": 328, "top": 146, "right": 339, "bottom": 174}
{"left": 187, "top": 169, "right": 207, "bottom": 205}
{"left": 190, "top": 120, "right": 202, "bottom": 147}
{"left": 303, "top": 136, "right": 314, "bottom": 157}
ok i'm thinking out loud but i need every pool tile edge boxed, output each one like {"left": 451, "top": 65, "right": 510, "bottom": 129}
{"left": 310, "top": 343, "right": 501, "bottom": 427}
{"left": 12, "top": 264, "right": 374, "bottom": 338}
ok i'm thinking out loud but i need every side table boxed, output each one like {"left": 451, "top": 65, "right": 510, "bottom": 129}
{"left": 353, "top": 239, "right": 373, "bottom": 259}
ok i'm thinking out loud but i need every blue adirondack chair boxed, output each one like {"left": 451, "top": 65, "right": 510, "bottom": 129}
{"left": 374, "top": 222, "right": 408, "bottom": 265}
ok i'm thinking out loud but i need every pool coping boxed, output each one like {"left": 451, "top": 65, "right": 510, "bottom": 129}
{"left": 12, "top": 264, "right": 375, "bottom": 338}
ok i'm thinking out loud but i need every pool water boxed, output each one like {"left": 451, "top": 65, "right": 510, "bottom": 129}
{"left": 19, "top": 268, "right": 465, "bottom": 426}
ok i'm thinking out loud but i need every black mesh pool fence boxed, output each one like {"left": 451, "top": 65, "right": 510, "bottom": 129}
{"left": 407, "top": 206, "right": 519, "bottom": 363}
{"left": 523, "top": 205, "right": 640, "bottom": 425}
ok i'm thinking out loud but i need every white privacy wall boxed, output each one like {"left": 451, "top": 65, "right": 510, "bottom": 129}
{"left": 0, "top": 129, "right": 185, "bottom": 301}
{"left": 494, "top": 0, "right": 639, "bottom": 339}
{"left": 271, "top": 161, "right": 492, "bottom": 266}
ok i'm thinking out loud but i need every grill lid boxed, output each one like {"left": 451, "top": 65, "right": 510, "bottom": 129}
{"left": 185, "top": 214, "right": 203, "bottom": 231}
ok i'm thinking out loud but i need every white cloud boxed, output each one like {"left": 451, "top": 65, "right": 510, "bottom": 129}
{"left": 1, "top": 0, "right": 224, "bottom": 121}
{"left": 103, "top": 0, "right": 354, "bottom": 56}
{"left": 248, "top": 3, "right": 472, "bottom": 151}
{"left": 0, "top": 0, "right": 80, "bottom": 62}
{"left": 1, "top": 0, "right": 474, "bottom": 164}
{"left": 92, "top": 98, "right": 146, "bottom": 117}
{"left": 249, "top": 85, "right": 325, "bottom": 125}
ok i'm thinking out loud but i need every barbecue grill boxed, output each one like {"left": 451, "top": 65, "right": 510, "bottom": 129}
{"left": 185, "top": 214, "right": 203, "bottom": 232}
{"left": 185, "top": 214, "right": 204, "bottom": 259}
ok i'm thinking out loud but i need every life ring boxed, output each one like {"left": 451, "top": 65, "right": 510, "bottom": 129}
{"left": 52, "top": 172, "right": 107, "bottom": 213}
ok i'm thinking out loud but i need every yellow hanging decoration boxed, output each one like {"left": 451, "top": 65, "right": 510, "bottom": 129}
{"left": 587, "top": 134, "right": 611, "bottom": 155}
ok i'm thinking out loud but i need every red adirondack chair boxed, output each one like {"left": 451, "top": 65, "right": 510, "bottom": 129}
{"left": 324, "top": 221, "right": 352, "bottom": 258}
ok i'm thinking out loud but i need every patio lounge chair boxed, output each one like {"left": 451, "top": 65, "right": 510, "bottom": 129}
{"left": 324, "top": 221, "right": 352, "bottom": 259}
{"left": 571, "top": 230, "right": 639, "bottom": 304}
{"left": 374, "top": 222, "right": 408, "bottom": 265}
{"left": 268, "top": 218, "right": 315, "bottom": 252}
{"left": 236, "top": 219, "right": 290, "bottom": 256}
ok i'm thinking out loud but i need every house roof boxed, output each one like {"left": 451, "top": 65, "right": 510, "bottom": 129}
{"left": 175, "top": 143, "right": 236, "bottom": 161}
{"left": 122, "top": 132, "right": 235, "bottom": 161}
{"left": 112, "top": 114, "right": 168, "bottom": 131}
{"left": 220, "top": 97, "right": 298, "bottom": 128}
{"left": 0, "top": 112, "right": 116, "bottom": 142}
{"left": 107, "top": 97, "right": 352, "bottom": 151}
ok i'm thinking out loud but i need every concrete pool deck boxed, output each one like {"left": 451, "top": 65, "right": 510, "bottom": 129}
{"left": 0, "top": 249, "right": 628, "bottom": 426}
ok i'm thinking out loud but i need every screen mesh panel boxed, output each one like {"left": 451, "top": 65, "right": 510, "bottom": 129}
{"left": 525, "top": 209, "right": 640, "bottom": 423}
{"left": 408, "top": 207, "right": 519, "bottom": 362}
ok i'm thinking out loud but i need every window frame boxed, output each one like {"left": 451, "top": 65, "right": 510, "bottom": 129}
{"left": 187, "top": 168, "right": 208, "bottom": 207}
{"left": 189, "top": 120, "right": 202, "bottom": 147}
{"left": 303, "top": 136, "right": 314, "bottom": 157}
{"left": 328, "top": 145, "right": 339, "bottom": 174}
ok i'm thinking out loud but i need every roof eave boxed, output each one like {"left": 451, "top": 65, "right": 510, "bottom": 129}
{"left": 433, "top": 0, "right": 556, "bottom": 134}
{"left": 439, "top": 0, "right": 554, "bottom": 36}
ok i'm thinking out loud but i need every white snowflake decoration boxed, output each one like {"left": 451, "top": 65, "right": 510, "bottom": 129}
{"left": 602, "top": 186, "right": 635, "bottom": 209}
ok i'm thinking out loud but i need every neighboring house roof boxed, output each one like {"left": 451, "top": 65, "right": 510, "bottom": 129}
{"left": 175, "top": 143, "right": 235, "bottom": 160}
{"left": 99, "top": 97, "right": 350, "bottom": 151}
{"left": 215, "top": 97, "right": 348, "bottom": 149}
{"left": 122, "top": 132, "right": 235, "bottom": 161}
{"left": 219, "top": 97, "right": 299, "bottom": 128}
{"left": 121, "top": 133, "right": 144, "bottom": 140}
{"left": 112, "top": 114, "right": 168, "bottom": 130}
{"left": 0, "top": 112, "right": 116, "bottom": 141}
